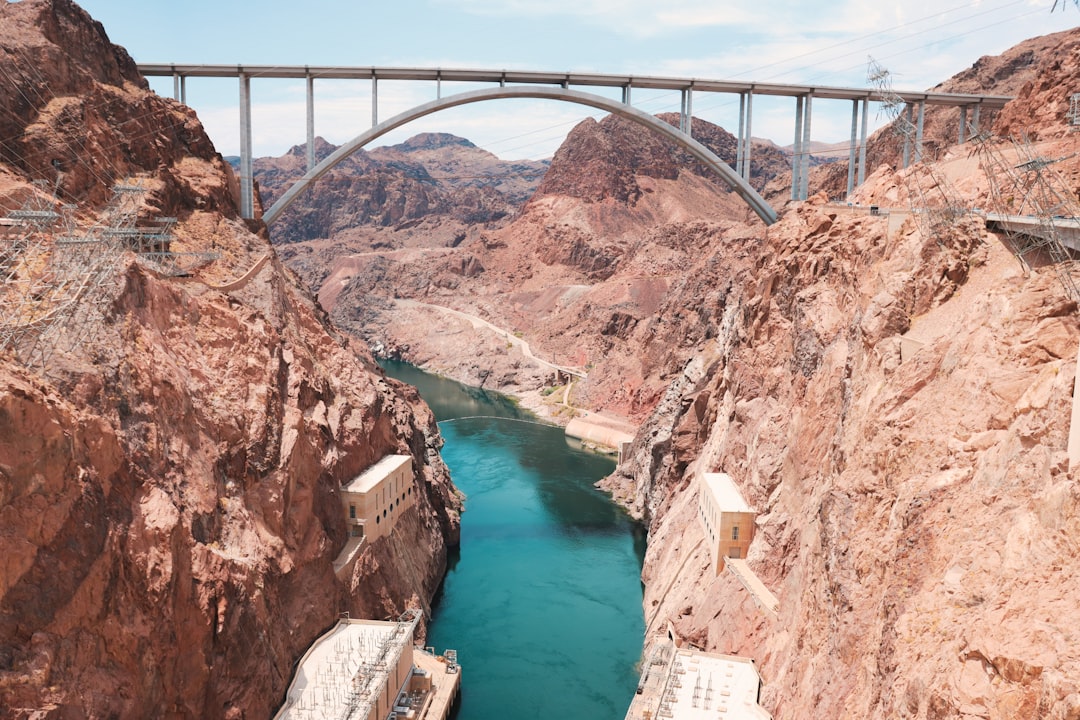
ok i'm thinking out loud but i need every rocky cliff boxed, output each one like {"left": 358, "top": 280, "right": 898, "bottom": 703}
{"left": 0, "top": 2, "right": 460, "bottom": 718}
{"left": 606, "top": 189, "right": 1080, "bottom": 719}
{"left": 601, "top": 29, "right": 1080, "bottom": 719}
{"left": 294, "top": 23, "right": 1080, "bottom": 720}
{"left": 812, "top": 28, "right": 1080, "bottom": 202}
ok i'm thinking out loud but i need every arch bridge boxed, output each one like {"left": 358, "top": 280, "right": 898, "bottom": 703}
{"left": 137, "top": 64, "right": 1014, "bottom": 226}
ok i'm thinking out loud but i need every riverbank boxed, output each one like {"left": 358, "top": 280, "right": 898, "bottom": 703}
{"left": 361, "top": 297, "right": 639, "bottom": 446}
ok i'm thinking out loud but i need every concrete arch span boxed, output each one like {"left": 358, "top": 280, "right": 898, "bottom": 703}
{"left": 262, "top": 85, "right": 778, "bottom": 226}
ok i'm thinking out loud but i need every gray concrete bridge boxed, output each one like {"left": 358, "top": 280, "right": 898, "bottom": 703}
{"left": 986, "top": 212, "right": 1080, "bottom": 253}
{"left": 136, "top": 63, "right": 1014, "bottom": 226}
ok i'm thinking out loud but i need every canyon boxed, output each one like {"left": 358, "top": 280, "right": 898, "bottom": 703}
{"left": 1, "top": 0, "right": 1080, "bottom": 718}
{"left": 0, "top": 1, "right": 460, "bottom": 718}
{"left": 261, "top": 25, "right": 1080, "bottom": 720}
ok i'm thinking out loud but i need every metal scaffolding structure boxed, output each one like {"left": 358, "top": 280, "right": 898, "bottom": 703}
{"left": 972, "top": 133, "right": 1080, "bottom": 302}
{"left": 0, "top": 180, "right": 122, "bottom": 367}
{"left": 867, "top": 57, "right": 966, "bottom": 243}
{"left": 0, "top": 178, "right": 217, "bottom": 368}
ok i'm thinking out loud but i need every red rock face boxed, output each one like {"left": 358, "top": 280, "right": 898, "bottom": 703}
{"left": 608, "top": 190, "right": 1080, "bottom": 719}
{"left": 280, "top": 24, "right": 1080, "bottom": 720}
{"left": 0, "top": 2, "right": 460, "bottom": 718}
{"left": 255, "top": 133, "right": 549, "bottom": 247}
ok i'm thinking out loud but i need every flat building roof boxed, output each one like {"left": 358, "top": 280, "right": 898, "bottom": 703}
{"left": 702, "top": 473, "right": 753, "bottom": 513}
{"left": 343, "top": 454, "right": 412, "bottom": 494}
{"left": 664, "top": 649, "right": 771, "bottom": 719}
{"left": 274, "top": 617, "right": 416, "bottom": 720}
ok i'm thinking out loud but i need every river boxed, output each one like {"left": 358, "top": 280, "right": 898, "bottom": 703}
{"left": 381, "top": 361, "right": 646, "bottom": 720}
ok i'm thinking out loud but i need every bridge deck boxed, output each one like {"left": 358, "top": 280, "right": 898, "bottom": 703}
{"left": 985, "top": 212, "right": 1080, "bottom": 253}
{"left": 137, "top": 63, "right": 1012, "bottom": 108}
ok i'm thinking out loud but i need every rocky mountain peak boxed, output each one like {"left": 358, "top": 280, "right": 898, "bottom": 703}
{"left": 391, "top": 132, "right": 478, "bottom": 152}
{"left": 531, "top": 111, "right": 789, "bottom": 205}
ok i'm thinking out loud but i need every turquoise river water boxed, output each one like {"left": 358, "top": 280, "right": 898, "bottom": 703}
{"left": 381, "top": 361, "right": 646, "bottom": 720}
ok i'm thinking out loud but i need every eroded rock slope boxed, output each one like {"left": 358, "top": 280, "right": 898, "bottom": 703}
{"left": 0, "top": 2, "right": 460, "bottom": 718}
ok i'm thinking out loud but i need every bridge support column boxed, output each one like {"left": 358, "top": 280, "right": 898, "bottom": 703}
{"left": 737, "top": 92, "right": 746, "bottom": 178}
{"left": 858, "top": 98, "right": 868, "bottom": 186}
{"left": 847, "top": 99, "right": 858, "bottom": 199}
{"left": 915, "top": 101, "right": 925, "bottom": 163}
{"left": 742, "top": 91, "right": 753, "bottom": 180}
{"left": 238, "top": 72, "right": 254, "bottom": 219}
{"left": 622, "top": 84, "right": 631, "bottom": 105}
{"left": 686, "top": 88, "right": 693, "bottom": 137}
{"left": 902, "top": 104, "right": 913, "bottom": 169}
{"left": 437, "top": 72, "right": 442, "bottom": 100}
{"left": 792, "top": 95, "right": 804, "bottom": 201}
{"left": 971, "top": 104, "right": 981, "bottom": 136}
{"left": 959, "top": 105, "right": 968, "bottom": 144}
{"left": 173, "top": 71, "right": 181, "bottom": 102}
{"left": 679, "top": 88, "right": 693, "bottom": 136}
{"left": 800, "top": 92, "right": 812, "bottom": 201}
{"left": 306, "top": 72, "right": 315, "bottom": 172}
{"left": 371, "top": 76, "right": 378, "bottom": 128}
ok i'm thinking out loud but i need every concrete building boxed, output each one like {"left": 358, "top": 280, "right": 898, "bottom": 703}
{"left": 625, "top": 644, "right": 771, "bottom": 720}
{"left": 697, "top": 472, "right": 756, "bottom": 574}
{"left": 273, "top": 612, "right": 460, "bottom": 720}
{"left": 341, "top": 455, "right": 415, "bottom": 544}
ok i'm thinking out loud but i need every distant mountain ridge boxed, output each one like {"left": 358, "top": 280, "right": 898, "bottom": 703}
{"left": 253, "top": 133, "right": 549, "bottom": 248}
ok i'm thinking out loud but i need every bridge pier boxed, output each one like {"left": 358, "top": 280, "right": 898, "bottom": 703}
{"left": 902, "top": 104, "right": 913, "bottom": 169}
{"left": 791, "top": 96, "right": 803, "bottom": 201}
{"left": 847, "top": 100, "right": 858, "bottom": 198}
{"left": 791, "top": 93, "right": 812, "bottom": 201}
{"left": 959, "top": 105, "right": 968, "bottom": 144}
{"left": 737, "top": 92, "right": 746, "bottom": 179}
{"left": 371, "top": 75, "right": 378, "bottom": 127}
{"left": 915, "top": 101, "right": 925, "bottom": 163}
{"left": 680, "top": 88, "right": 693, "bottom": 136}
{"left": 306, "top": 72, "right": 315, "bottom": 172}
{"left": 846, "top": 97, "right": 870, "bottom": 198}
{"left": 743, "top": 91, "right": 751, "bottom": 181}
{"left": 239, "top": 71, "right": 254, "bottom": 219}
{"left": 622, "top": 84, "right": 631, "bottom": 105}
{"left": 800, "top": 92, "right": 812, "bottom": 200}
{"left": 858, "top": 98, "right": 868, "bottom": 186}
{"left": 171, "top": 70, "right": 187, "bottom": 104}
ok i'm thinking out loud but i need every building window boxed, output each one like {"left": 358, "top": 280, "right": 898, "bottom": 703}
{"left": 383, "top": 509, "right": 387, "bottom": 519}
{"left": 376, "top": 516, "right": 381, "bottom": 525}
{"left": 349, "top": 504, "right": 356, "bottom": 519}
{"left": 732, "top": 526, "right": 740, "bottom": 541}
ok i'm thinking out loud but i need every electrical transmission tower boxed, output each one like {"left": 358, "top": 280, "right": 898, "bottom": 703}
{"left": 0, "top": 177, "right": 218, "bottom": 369}
{"left": 867, "top": 57, "right": 966, "bottom": 242}
{"left": 972, "top": 133, "right": 1080, "bottom": 302}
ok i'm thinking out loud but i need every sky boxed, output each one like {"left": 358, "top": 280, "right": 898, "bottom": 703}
{"left": 73, "top": 0, "right": 1078, "bottom": 161}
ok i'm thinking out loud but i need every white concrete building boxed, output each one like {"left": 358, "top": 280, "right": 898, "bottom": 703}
{"left": 341, "top": 455, "right": 415, "bottom": 543}
{"left": 273, "top": 613, "right": 460, "bottom": 720}
{"left": 697, "top": 472, "right": 756, "bottom": 574}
